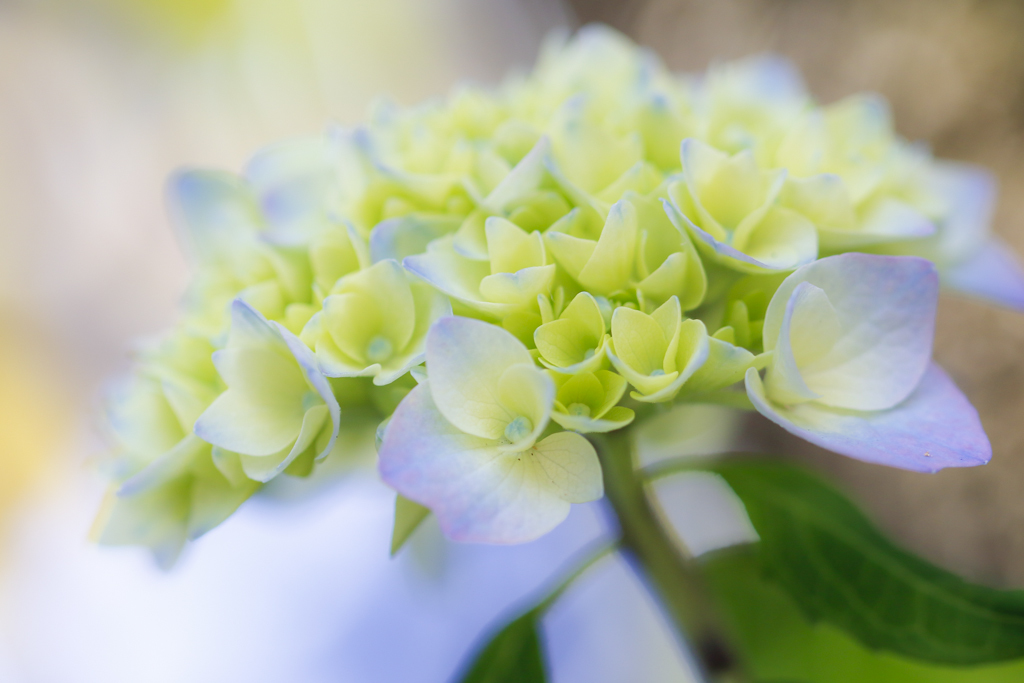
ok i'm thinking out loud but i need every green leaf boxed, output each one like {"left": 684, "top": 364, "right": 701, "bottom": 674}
{"left": 710, "top": 461, "right": 1024, "bottom": 666}
{"left": 705, "top": 552, "right": 1024, "bottom": 683}
{"left": 454, "top": 610, "right": 547, "bottom": 683}
{"left": 390, "top": 494, "right": 430, "bottom": 556}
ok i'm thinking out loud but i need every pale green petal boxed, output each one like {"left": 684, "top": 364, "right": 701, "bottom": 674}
{"left": 651, "top": 296, "right": 682, "bottom": 345}
{"left": 549, "top": 106, "right": 643, "bottom": 194}
{"left": 405, "top": 235, "right": 524, "bottom": 318}
{"left": 118, "top": 435, "right": 207, "bottom": 497}
{"left": 426, "top": 316, "right": 533, "bottom": 440}
{"left": 780, "top": 174, "right": 857, "bottom": 233}
{"left": 211, "top": 446, "right": 250, "bottom": 487}
{"left": 544, "top": 230, "right": 596, "bottom": 282}
{"left": 310, "top": 224, "right": 369, "bottom": 292}
{"left": 482, "top": 136, "right": 550, "bottom": 213}
{"left": 679, "top": 334, "right": 756, "bottom": 397}
{"left": 195, "top": 348, "right": 307, "bottom": 456}
{"left": 593, "top": 369, "right": 629, "bottom": 416}
{"left": 187, "top": 470, "right": 258, "bottom": 540}
{"left": 623, "top": 318, "right": 710, "bottom": 403}
{"left": 372, "top": 281, "right": 452, "bottom": 386}
{"left": 93, "top": 481, "right": 189, "bottom": 570}
{"left": 609, "top": 306, "right": 670, "bottom": 376}
{"left": 738, "top": 206, "right": 818, "bottom": 270}
{"left": 697, "top": 149, "right": 769, "bottom": 230}
{"left": 327, "top": 259, "right": 416, "bottom": 355}
{"left": 238, "top": 404, "right": 329, "bottom": 483}
{"left": 315, "top": 331, "right": 382, "bottom": 379}
{"left": 106, "top": 376, "right": 187, "bottom": 460}
{"left": 577, "top": 200, "right": 637, "bottom": 294}
{"left": 370, "top": 213, "right": 461, "bottom": 263}
{"left": 452, "top": 209, "right": 490, "bottom": 261}
{"left": 550, "top": 405, "right": 634, "bottom": 433}
{"left": 552, "top": 371, "right": 606, "bottom": 415}
{"left": 530, "top": 431, "right": 603, "bottom": 503}
{"left": 321, "top": 293, "right": 383, "bottom": 364}
{"left": 478, "top": 264, "right": 556, "bottom": 305}
{"left": 486, "top": 218, "right": 546, "bottom": 274}
{"left": 534, "top": 292, "right": 606, "bottom": 372}
{"left": 594, "top": 161, "right": 662, "bottom": 205}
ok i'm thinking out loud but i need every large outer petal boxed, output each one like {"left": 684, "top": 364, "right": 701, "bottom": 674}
{"left": 745, "top": 365, "right": 991, "bottom": 473}
{"left": 943, "top": 239, "right": 1024, "bottom": 312}
{"left": 167, "top": 170, "right": 262, "bottom": 262}
{"left": 763, "top": 253, "right": 937, "bottom": 411}
{"left": 530, "top": 431, "right": 603, "bottom": 503}
{"left": 425, "top": 316, "right": 534, "bottom": 440}
{"left": 378, "top": 384, "right": 579, "bottom": 544}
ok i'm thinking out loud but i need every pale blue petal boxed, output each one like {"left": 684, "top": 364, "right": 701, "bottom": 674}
{"left": 482, "top": 137, "right": 550, "bottom": 212}
{"left": 369, "top": 215, "right": 461, "bottom": 263}
{"left": 167, "top": 170, "right": 262, "bottom": 262}
{"left": 378, "top": 384, "right": 574, "bottom": 544}
{"left": 763, "top": 253, "right": 937, "bottom": 411}
{"left": 244, "top": 137, "right": 336, "bottom": 243}
{"left": 746, "top": 364, "right": 991, "bottom": 473}
{"left": 944, "top": 238, "right": 1024, "bottom": 312}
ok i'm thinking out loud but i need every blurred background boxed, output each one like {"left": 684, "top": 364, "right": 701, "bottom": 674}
{"left": 3, "top": 0, "right": 1024, "bottom": 680}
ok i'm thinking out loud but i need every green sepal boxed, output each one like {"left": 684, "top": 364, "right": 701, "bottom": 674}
{"left": 390, "top": 494, "right": 431, "bottom": 556}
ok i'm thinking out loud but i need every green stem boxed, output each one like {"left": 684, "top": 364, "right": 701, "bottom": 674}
{"left": 590, "top": 430, "right": 745, "bottom": 681}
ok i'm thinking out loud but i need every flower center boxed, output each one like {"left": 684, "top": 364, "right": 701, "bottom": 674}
{"left": 366, "top": 336, "right": 394, "bottom": 363}
{"left": 650, "top": 369, "right": 666, "bottom": 377}
{"left": 301, "top": 390, "right": 322, "bottom": 412}
{"left": 503, "top": 416, "right": 534, "bottom": 444}
{"left": 567, "top": 403, "right": 591, "bottom": 418}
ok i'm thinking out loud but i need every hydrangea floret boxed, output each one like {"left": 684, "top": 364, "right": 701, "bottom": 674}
{"left": 95, "top": 26, "right": 1017, "bottom": 569}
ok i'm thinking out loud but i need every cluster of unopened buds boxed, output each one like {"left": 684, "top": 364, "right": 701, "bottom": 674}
{"left": 95, "top": 26, "right": 1021, "bottom": 567}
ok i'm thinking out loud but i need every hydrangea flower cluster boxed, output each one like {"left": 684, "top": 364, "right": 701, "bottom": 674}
{"left": 94, "top": 26, "right": 1021, "bottom": 565}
